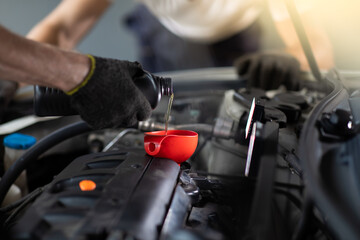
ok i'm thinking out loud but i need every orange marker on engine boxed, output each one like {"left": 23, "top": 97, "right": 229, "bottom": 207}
{"left": 79, "top": 180, "right": 96, "bottom": 191}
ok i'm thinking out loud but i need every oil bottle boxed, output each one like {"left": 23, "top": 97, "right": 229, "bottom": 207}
{"left": 34, "top": 71, "right": 173, "bottom": 116}
{"left": 133, "top": 71, "right": 173, "bottom": 109}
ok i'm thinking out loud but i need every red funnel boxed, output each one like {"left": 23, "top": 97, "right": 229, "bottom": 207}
{"left": 144, "top": 130, "right": 198, "bottom": 164}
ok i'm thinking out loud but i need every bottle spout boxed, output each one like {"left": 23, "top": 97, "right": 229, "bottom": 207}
{"left": 158, "top": 77, "right": 173, "bottom": 96}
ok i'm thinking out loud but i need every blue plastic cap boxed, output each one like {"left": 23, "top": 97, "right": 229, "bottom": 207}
{"left": 3, "top": 133, "right": 37, "bottom": 150}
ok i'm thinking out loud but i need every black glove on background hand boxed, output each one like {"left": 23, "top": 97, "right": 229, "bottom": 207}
{"left": 0, "top": 80, "right": 18, "bottom": 122}
{"left": 234, "top": 52, "right": 301, "bottom": 90}
{"left": 68, "top": 56, "right": 152, "bottom": 129}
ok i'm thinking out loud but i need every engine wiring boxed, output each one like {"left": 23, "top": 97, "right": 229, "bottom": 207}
{"left": 0, "top": 186, "right": 45, "bottom": 232}
{"left": 0, "top": 121, "right": 92, "bottom": 206}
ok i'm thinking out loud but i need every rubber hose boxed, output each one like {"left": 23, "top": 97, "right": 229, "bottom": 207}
{"left": 0, "top": 121, "right": 92, "bottom": 205}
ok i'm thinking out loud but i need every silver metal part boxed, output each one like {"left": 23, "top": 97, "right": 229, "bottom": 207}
{"left": 102, "top": 128, "right": 139, "bottom": 152}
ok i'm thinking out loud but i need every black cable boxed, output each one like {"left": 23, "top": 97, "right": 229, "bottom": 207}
{"left": 0, "top": 186, "right": 45, "bottom": 213}
{"left": 292, "top": 196, "right": 313, "bottom": 240}
{"left": 2, "top": 187, "right": 44, "bottom": 231}
{"left": 292, "top": 198, "right": 333, "bottom": 240}
{"left": 282, "top": 153, "right": 303, "bottom": 178}
{"left": 0, "top": 195, "right": 32, "bottom": 214}
{"left": 0, "top": 121, "right": 92, "bottom": 206}
{"left": 275, "top": 189, "right": 333, "bottom": 240}
{"left": 195, "top": 171, "right": 304, "bottom": 191}
{"left": 278, "top": 144, "right": 303, "bottom": 177}
{"left": 275, "top": 188, "right": 302, "bottom": 209}
{"left": 190, "top": 134, "right": 212, "bottom": 161}
{"left": 275, "top": 182, "right": 304, "bottom": 192}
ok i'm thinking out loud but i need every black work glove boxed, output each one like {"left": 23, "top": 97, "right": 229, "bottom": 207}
{"left": 234, "top": 52, "right": 301, "bottom": 90}
{"left": 0, "top": 80, "right": 18, "bottom": 122}
{"left": 67, "top": 56, "right": 152, "bottom": 129}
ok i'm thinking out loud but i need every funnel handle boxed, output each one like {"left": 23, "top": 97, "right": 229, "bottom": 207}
{"left": 144, "top": 139, "right": 163, "bottom": 156}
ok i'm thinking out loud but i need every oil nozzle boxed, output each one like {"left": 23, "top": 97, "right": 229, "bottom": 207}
{"left": 133, "top": 70, "right": 173, "bottom": 109}
{"left": 158, "top": 76, "right": 173, "bottom": 96}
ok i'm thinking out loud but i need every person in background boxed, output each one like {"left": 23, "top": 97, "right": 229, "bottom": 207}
{"left": 0, "top": 0, "right": 334, "bottom": 125}
{"left": 26, "top": 0, "right": 334, "bottom": 87}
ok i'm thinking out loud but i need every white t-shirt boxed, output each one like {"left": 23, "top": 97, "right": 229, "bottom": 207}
{"left": 137, "top": 0, "right": 263, "bottom": 43}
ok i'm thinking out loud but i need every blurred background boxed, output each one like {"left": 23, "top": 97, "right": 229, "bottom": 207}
{"left": 1, "top": 0, "right": 360, "bottom": 70}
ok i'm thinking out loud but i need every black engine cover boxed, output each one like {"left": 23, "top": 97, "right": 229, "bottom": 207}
{"left": 11, "top": 151, "right": 180, "bottom": 240}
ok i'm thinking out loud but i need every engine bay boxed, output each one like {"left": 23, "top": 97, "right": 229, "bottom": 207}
{"left": 0, "top": 67, "right": 359, "bottom": 239}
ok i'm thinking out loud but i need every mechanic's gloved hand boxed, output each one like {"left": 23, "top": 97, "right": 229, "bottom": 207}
{"left": 66, "top": 55, "right": 152, "bottom": 129}
{"left": 234, "top": 52, "right": 301, "bottom": 90}
{"left": 0, "top": 80, "right": 18, "bottom": 122}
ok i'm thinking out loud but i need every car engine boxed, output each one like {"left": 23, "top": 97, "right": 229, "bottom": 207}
{"left": 0, "top": 67, "right": 359, "bottom": 240}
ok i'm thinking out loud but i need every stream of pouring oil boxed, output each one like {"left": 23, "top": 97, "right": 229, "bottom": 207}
{"left": 164, "top": 93, "right": 174, "bottom": 135}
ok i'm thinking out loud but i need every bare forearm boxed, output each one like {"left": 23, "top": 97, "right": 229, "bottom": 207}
{"left": 0, "top": 25, "right": 89, "bottom": 91}
{"left": 285, "top": 41, "right": 334, "bottom": 71}
{"left": 27, "top": 0, "right": 111, "bottom": 49}
{"left": 269, "top": 0, "right": 334, "bottom": 70}
{"left": 27, "top": 21, "right": 63, "bottom": 47}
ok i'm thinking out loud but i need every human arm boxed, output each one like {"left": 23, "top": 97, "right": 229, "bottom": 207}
{"left": 26, "top": 0, "right": 111, "bottom": 49}
{"left": 0, "top": 25, "right": 89, "bottom": 91}
{"left": 0, "top": 0, "right": 107, "bottom": 108}
{"left": 273, "top": 13, "right": 334, "bottom": 70}
{"left": 0, "top": 25, "right": 152, "bottom": 128}
{"left": 269, "top": 0, "right": 334, "bottom": 70}
{"left": 234, "top": 0, "right": 334, "bottom": 90}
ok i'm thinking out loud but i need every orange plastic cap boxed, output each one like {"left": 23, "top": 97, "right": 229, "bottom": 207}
{"left": 79, "top": 180, "right": 96, "bottom": 191}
